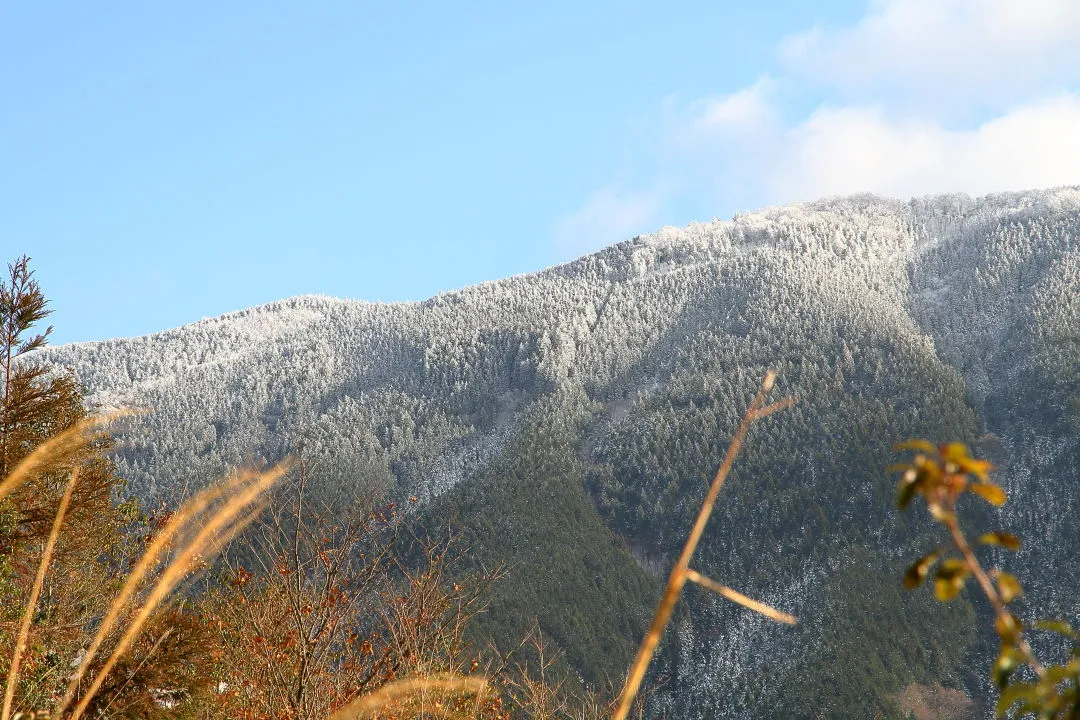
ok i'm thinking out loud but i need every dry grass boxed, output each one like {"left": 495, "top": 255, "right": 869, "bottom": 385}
{"left": 0, "top": 411, "right": 293, "bottom": 720}
{"left": 2, "top": 467, "right": 80, "bottom": 719}
{"left": 2, "top": 411, "right": 489, "bottom": 720}
{"left": 60, "top": 464, "right": 292, "bottom": 720}
{"left": 328, "top": 675, "right": 489, "bottom": 719}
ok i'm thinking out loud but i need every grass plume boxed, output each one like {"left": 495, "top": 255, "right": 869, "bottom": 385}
{"left": 328, "top": 674, "right": 489, "bottom": 719}
{"left": 1, "top": 467, "right": 80, "bottom": 720}
{"left": 59, "top": 462, "right": 291, "bottom": 720}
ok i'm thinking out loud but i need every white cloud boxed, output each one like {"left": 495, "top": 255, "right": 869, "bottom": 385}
{"left": 559, "top": 0, "right": 1080, "bottom": 253}
{"left": 692, "top": 77, "right": 777, "bottom": 132}
{"left": 770, "top": 94, "right": 1080, "bottom": 200}
{"left": 554, "top": 185, "right": 666, "bottom": 256}
{"left": 781, "top": 0, "right": 1080, "bottom": 109}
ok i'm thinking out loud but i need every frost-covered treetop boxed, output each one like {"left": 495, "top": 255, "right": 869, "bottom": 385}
{"left": 26, "top": 186, "right": 1080, "bottom": 504}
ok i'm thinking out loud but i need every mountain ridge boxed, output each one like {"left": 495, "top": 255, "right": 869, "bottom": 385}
{"left": 28, "top": 185, "right": 1080, "bottom": 718}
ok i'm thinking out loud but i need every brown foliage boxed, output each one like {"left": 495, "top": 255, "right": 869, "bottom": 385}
{"left": 1, "top": 256, "right": 226, "bottom": 719}
{"left": 204, "top": 462, "right": 507, "bottom": 720}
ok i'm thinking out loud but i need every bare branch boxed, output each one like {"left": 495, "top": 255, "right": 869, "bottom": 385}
{"left": 612, "top": 370, "right": 797, "bottom": 720}
{"left": 684, "top": 569, "right": 796, "bottom": 625}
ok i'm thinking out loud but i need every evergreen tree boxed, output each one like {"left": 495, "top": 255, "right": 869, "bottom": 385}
{"left": 0, "top": 256, "right": 217, "bottom": 717}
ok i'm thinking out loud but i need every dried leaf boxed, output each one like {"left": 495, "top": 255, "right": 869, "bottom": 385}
{"left": 978, "top": 532, "right": 1022, "bottom": 551}
{"left": 968, "top": 483, "right": 1007, "bottom": 506}
{"left": 903, "top": 552, "right": 940, "bottom": 589}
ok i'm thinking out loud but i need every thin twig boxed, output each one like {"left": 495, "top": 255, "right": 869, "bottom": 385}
{"left": 612, "top": 370, "right": 797, "bottom": 720}
{"left": 95, "top": 627, "right": 174, "bottom": 718}
{"left": 939, "top": 500, "right": 1045, "bottom": 677}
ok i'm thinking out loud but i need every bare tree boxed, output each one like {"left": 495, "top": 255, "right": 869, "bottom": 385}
{"left": 207, "top": 458, "right": 503, "bottom": 720}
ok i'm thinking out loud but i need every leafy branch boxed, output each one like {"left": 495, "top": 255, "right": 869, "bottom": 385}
{"left": 892, "top": 441, "right": 1079, "bottom": 719}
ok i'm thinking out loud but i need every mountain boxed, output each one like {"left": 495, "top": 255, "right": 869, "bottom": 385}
{"left": 33, "top": 187, "right": 1080, "bottom": 718}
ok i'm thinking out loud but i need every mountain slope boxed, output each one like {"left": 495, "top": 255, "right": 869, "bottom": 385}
{"left": 33, "top": 187, "right": 1080, "bottom": 717}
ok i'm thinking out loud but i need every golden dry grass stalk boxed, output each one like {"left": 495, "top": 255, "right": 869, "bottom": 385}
{"left": 684, "top": 569, "right": 797, "bottom": 625}
{"left": 60, "top": 461, "right": 290, "bottom": 720}
{"left": 611, "top": 370, "right": 797, "bottom": 720}
{"left": 1, "top": 468, "right": 81, "bottom": 720}
{"left": 0, "top": 410, "right": 137, "bottom": 504}
{"left": 328, "top": 674, "right": 489, "bottom": 719}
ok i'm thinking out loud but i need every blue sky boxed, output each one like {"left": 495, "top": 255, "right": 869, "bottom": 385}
{"left": 3, "top": 1, "right": 1079, "bottom": 344}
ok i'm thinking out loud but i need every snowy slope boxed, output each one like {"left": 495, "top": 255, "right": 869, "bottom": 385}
{"left": 28, "top": 187, "right": 1080, "bottom": 718}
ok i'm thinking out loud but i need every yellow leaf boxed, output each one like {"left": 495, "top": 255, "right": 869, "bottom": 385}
{"left": 995, "top": 613, "right": 1020, "bottom": 640}
{"left": 934, "top": 559, "right": 969, "bottom": 601}
{"left": 941, "top": 442, "right": 971, "bottom": 464}
{"left": 957, "top": 456, "right": 994, "bottom": 481}
{"left": 934, "top": 575, "right": 965, "bottom": 601}
{"left": 992, "top": 646, "right": 1023, "bottom": 688}
{"left": 969, "top": 483, "right": 1007, "bottom": 506}
{"left": 903, "top": 551, "right": 940, "bottom": 589}
{"left": 996, "top": 572, "right": 1022, "bottom": 604}
{"left": 978, "top": 532, "right": 1022, "bottom": 550}
{"left": 895, "top": 439, "right": 938, "bottom": 455}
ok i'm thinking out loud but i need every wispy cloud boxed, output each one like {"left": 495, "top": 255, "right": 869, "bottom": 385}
{"left": 557, "top": 0, "right": 1080, "bottom": 253}
{"left": 554, "top": 184, "right": 667, "bottom": 257}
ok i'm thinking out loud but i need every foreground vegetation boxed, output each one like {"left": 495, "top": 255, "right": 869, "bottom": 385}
{"left": 893, "top": 442, "right": 1079, "bottom": 718}
{"left": 0, "top": 258, "right": 518, "bottom": 718}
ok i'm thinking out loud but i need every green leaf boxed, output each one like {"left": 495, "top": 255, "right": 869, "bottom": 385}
{"left": 969, "top": 482, "right": 1007, "bottom": 506}
{"left": 903, "top": 551, "right": 940, "bottom": 589}
{"left": 1045, "top": 663, "right": 1076, "bottom": 686}
{"left": 992, "top": 646, "right": 1024, "bottom": 688}
{"left": 996, "top": 572, "right": 1022, "bottom": 604}
{"left": 978, "top": 532, "right": 1022, "bottom": 550}
{"left": 996, "top": 682, "right": 1039, "bottom": 716}
{"left": 1033, "top": 620, "right": 1077, "bottom": 639}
